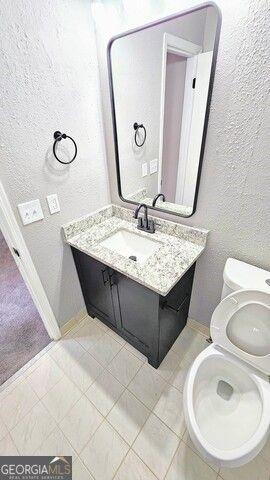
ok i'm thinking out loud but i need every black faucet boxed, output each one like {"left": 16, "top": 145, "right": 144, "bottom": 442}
{"left": 152, "top": 193, "right": 165, "bottom": 206}
{"left": 134, "top": 204, "right": 155, "bottom": 233}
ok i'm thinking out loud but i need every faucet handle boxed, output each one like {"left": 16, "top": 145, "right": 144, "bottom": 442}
{"left": 137, "top": 217, "right": 143, "bottom": 228}
{"left": 147, "top": 219, "right": 156, "bottom": 233}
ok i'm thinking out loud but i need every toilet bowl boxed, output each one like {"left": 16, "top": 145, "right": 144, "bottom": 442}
{"left": 184, "top": 286, "right": 270, "bottom": 468}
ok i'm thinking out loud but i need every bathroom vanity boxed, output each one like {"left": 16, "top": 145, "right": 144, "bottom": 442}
{"left": 72, "top": 249, "right": 195, "bottom": 367}
{"left": 63, "top": 204, "right": 208, "bottom": 367}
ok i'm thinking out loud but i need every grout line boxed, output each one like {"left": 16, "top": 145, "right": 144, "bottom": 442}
{"left": 181, "top": 432, "right": 221, "bottom": 475}
{"left": 0, "top": 340, "right": 56, "bottom": 396}
{"left": 56, "top": 395, "right": 105, "bottom": 458}
{"left": 0, "top": 320, "right": 212, "bottom": 476}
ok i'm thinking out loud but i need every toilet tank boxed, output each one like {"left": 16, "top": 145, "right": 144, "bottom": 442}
{"left": 222, "top": 258, "right": 270, "bottom": 300}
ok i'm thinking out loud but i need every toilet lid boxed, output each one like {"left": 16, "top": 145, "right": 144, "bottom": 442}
{"left": 210, "top": 289, "right": 270, "bottom": 375}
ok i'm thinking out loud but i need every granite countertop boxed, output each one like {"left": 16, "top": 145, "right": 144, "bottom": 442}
{"left": 62, "top": 204, "right": 208, "bottom": 296}
{"left": 127, "top": 190, "right": 193, "bottom": 216}
{"left": 141, "top": 197, "right": 193, "bottom": 216}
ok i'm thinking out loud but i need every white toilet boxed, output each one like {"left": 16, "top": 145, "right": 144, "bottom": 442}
{"left": 184, "top": 258, "right": 270, "bottom": 468}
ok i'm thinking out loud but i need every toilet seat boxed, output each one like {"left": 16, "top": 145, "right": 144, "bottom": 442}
{"left": 184, "top": 289, "right": 270, "bottom": 468}
{"left": 211, "top": 289, "right": 270, "bottom": 374}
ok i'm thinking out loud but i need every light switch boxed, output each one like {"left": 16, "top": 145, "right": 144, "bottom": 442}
{"left": 142, "top": 162, "right": 148, "bottom": 177}
{"left": 150, "top": 159, "right": 158, "bottom": 175}
{"left": 18, "top": 199, "right": 44, "bottom": 225}
{"left": 47, "top": 194, "right": 60, "bottom": 214}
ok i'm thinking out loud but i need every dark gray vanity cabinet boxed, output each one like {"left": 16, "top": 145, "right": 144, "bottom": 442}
{"left": 71, "top": 247, "right": 195, "bottom": 368}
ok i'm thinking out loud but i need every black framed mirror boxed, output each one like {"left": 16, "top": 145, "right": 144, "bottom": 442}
{"left": 107, "top": 3, "right": 221, "bottom": 217}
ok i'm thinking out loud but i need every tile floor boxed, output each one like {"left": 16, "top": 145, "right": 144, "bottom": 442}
{"left": 0, "top": 315, "right": 269, "bottom": 480}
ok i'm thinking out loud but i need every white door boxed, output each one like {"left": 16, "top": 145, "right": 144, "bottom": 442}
{"left": 158, "top": 33, "right": 201, "bottom": 193}
{"left": 175, "top": 51, "right": 213, "bottom": 205}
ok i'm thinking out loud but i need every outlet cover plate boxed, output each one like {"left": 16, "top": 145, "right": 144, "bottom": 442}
{"left": 142, "top": 162, "right": 148, "bottom": 177}
{"left": 47, "top": 194, "right": 60, "bottom": 214}
{"left": 150, "top": 159, "right": 158, "bottom": 175}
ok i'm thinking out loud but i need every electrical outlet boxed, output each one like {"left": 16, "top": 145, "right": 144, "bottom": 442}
{"left": 150, "top": 159, "right": 158, "bottom": 175}
{"left": 142, "top": 162, "right": 148, "bottom": 177}
{"left": 47, "top": 194, "right": 60, "bottom": 214}
{"left": 18, "top": 199, "right": 44, "bottom": 225}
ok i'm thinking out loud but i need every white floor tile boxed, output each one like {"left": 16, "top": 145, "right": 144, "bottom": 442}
{"left": 170, "top": 355, "right": 194, "bottom": 392}
{"left": 35, "top": 426, "right": 77, "bottom": 457}
{"left": 0, "top": 433, "right": 19, "bottom": 455}
{"left": 60, "top": 396, "right": 103, "bottom": 453}
{"left": 10, "top": 401, "right": 56, "bottom": 455}
{"left": 50, "top": 338, "right": 85, "bottom": 371}
{"left": 73, "top": 320, "right": 104, "bottom": 350}
{"left": 64, "top": 351, "right": 104, "bottom": 393}
{"left": 88, "top": 332, "right": 122, "bottom": 367}
{"left": 92, "top": 316, "right": 109, "bottom": 333}
{"left": 86, "top": 370, "right": 124, "bottom": 416}
{"left": 165, "top": 441, "right": 217, "bottom": 480}
{"left": 27, "top": 356, "right": 64, "bottom": 398}
{"left": 219, "top": 454, "right": 270, "bottom": 480}
{"left": 171, "top": 327, "right": 207, "bottom": 360}
{"left": 0, "top": 379, "right": 39, "bottom": 430}
{"left": 133, "top": 414, "right": 179, "bottom": 480}
{"left": 154, "top": 385, "right": 185, "bottom": 437}
{"left": 107, "top": 328, "right": 126, "bottom": 345}
{"left": 182, "top": 430, "right": 219, "bottom": 473}
{"left": 108, "top": 349, "right": 143, "bottom": 387}
{"left": 42, "top": 375, "right": 81, "bottom": 423}
{"left": 73, "top": 457, "right": 94, "bottom": 480}
{"left": 124, "top": 343, "right": 148, "bottom": 363}
{"left": 107, "top": 390, "right": 150, "bottom": 445}
{"left": 259, "top": 435, "right": 270, "bottom": 462}
{"left": 80, "top": 420, "right": 129, "bottom": 480}
{"left": 156, "top": 350, "right": 180, "bottom": 381}
{"left": 0, "top": 416, "right": 8, "bottom": 441}
{"left": 115, "top": 450, "right": 158, "bottom": 480}
{"left": 128, "top": 364, "right": 167, "bottom": 409}
{"left": 0, "top": 374, "right": 25, "bottom": 401}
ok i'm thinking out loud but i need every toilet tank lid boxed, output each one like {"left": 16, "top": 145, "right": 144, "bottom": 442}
{"left": 224, "top": 258, "right": 270, "bottom": 293}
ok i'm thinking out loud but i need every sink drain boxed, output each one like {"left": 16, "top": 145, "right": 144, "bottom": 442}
{"left": 129, "top": 255, "right": 137, "bottom": 262}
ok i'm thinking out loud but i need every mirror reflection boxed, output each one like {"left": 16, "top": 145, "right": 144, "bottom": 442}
{"left": 109, "top": 5, "right": 219, "bottom": 216}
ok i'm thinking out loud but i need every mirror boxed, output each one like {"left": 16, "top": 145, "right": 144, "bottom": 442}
{"left": 108, "top": 4, "right": 221, "bottom": 217}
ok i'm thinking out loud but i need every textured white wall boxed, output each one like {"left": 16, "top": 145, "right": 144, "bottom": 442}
{"left": 0, "top": 0, "right": 110, "bottom": 327}
{"left": 93, "top": 0, "right": 270, "bottom": 326}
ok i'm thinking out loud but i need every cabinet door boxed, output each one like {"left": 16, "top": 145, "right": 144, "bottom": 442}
{"left": 71, "top": 249, "right": 117, "bottom": 327}
{"left": 115, "top": 272, "right": 159, "bottom": 356}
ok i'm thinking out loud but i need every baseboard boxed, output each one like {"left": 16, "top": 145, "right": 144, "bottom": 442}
{"left": 60, "top": 308, "right": 87, "bottom": 336}
{"left": 187, "top": 317, "right": 210, "bottom": 338}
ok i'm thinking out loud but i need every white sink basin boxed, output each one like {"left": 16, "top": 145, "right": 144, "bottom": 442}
{"left": 99, "top": 229, "right": 162, "bottom": 264}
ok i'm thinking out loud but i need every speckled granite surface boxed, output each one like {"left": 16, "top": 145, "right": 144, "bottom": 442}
{"left": 62, "top": 204, "right": 208, "bottom": 296}
{"left": 128, "top": 190, "right": 193, "bottom": 216}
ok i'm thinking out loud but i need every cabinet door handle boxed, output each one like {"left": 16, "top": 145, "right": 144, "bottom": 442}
{"left": 101, "top": 268, "right": 109, "bottom": 285}
{"left": 161, "top": 294, "right": 189, "bottom": 313}
{"left": 109, "top": 271, "right": 117, "bottom": 287}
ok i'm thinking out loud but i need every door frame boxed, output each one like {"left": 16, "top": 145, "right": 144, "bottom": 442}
{"left": 158, "top": 33, "right": 201, "bottom": 191}
{"left": 175, "top": 50, "right": 213, "bottom": 205}
{"left": 0, "top": 180, "right": 61, "bottom": 340}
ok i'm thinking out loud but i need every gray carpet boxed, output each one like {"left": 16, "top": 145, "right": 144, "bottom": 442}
{"left": 0, "top": 230, "right": 51, "bottom": 385}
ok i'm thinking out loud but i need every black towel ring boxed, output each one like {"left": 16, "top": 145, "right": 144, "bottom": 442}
{"left": 53, "top": 131, "right": 77, "bottom": 164}
{"left": 133, "top": 122, "right": 146, "bottom": 147}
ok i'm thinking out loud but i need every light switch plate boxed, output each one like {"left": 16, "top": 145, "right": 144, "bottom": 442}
{"left": 150, "top": 159, "right": 158, "bottom": 175}
{"left": 142, "top": 162, "right": 148, "bottom": 177}
{"left": 47, "top": 193, "right": 60, "bottom": 214}
{"left": 18, "top": 199, "right": 44, "bottom": 225}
